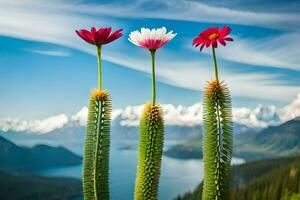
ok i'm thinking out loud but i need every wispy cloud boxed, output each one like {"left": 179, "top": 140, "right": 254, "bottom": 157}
{"left": 24, "top": 48, "right": 71, "bottom": 57}
{"left": 0, "top": 0, "right": 120, "bottom": 47}
{"left": 102, "top": 51, "right": 300, "bottom": 101}
{"left": 67, "top": 0, "right": 300, "bottom": 30}
{"left": 0, "top": 0, "right": 299, "bottom": 103}
{"left": 188, "top": 33, "right": 300, "bottom": 71}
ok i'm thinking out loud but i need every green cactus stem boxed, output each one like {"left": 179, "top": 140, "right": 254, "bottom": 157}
{"left": 134, "top": 103, "right": 164, "bottom": 200}
{"left": 134, "top": 49, "right": 165, "bottom": 200}
{"left": 83, "top": 45, "right": 111, "bottom": 200}
{"left": 202, "top": 80, "right": 233, "bottom": 200}
{"left": 83, "top": 90, "right": 111, "bottom": 200}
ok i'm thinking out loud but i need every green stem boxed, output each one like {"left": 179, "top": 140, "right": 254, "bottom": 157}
{"left": 212, "top": 47, "right": 219, "bottom": 81}
{"left": 97, "top": 45, "right": 102, "bottom": 90}
{"left": 150, "top": 50, "right": 156, "bottom": 105}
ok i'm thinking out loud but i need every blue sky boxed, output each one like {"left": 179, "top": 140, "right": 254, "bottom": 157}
{"left": 0, "top": 0, "right": 300, "bottom": 119}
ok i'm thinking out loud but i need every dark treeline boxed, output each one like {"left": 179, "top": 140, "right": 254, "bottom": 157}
{"left": 176, "top": 156, "right": 300, "bottom": 200}
{"left": 0, "top": 170, "right": 82, "bottom": 200}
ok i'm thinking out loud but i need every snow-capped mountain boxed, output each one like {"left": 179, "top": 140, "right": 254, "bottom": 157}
{"left": 0, "top": 93, "right": 299, "bottom": 152}
{"left": 2, "top": 93, "right": 300, "bottom": 134}
{"left": 75, "top": 93, "right": 299, "bottom": 130}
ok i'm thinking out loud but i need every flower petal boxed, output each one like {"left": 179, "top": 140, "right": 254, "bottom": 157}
{"left": 205, "top": 40, "right": 211, "bottom": 48}
{"left": 91, "top": 27, "right": 96, "bottom": 34}
{"left": 101, "top": 27, "right": 112, "bottom": 41}
{"left": 193, "top": 37, "right": 204, "bottom": 46}
{"left": 224, "top": 37, "right": 234, "bottom": 41}
{"left": 212, "top": 40, "right": 218, "bottom": 48}
{"left": 200, "top": 43, "right": 205, "bottom": 51}
{"left": 166, "top": 31, "right": 176, "bottom": 41}
{"left": 219, "top": 26, "right": 231, "bottom": 37}
{"left": 76, "top": 29, "right": 95, "bottom": 45}
{"left": 150, "top": 28, "right": 156, "bottom": 40}
{"left": 218, "top": 38, "right": 226, "bottom": 46}
{"left": 211, "top": 27, "right": 219, "bottom": 34}
{"left": 76, "top": 27, "right": 122, "bottom": 46}
{"left": 192, "top": 26, "right": 233, "bottom": 51}
{"left": 129, "top": 27, "right": 176, "bottom": 50}
{"left": 141, "top": 28, "right": 150, "bottom": 40}
{"left": 106, "top": 29, "right": 123, "bottom": 44}
{"left": 129, "top": 31, "right": 143, "bottom": 47}
{"left": 128, "top": 37, "right": 140, "bottom": 46}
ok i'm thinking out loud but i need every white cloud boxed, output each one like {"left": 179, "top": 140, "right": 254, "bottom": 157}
{"left": 1, "top": 93, "right": 299, "bottom": 133}
{"left": 71, "top": 106, "right": 88, "bottom": 126}
{"left": 118, "top": 105, "right": 144, "bottom": 126}
{"left": 73, "top": 103, "right": 203, "bottom": 127}
{"left": 112, "top": 103, "right": 277, "bottom": 128}
{"left": 113, "top": 93, "right": 299, "bottom": 129}
{"left": 24, "top": 48, "right": 71, "bottom": 57}
{"left": 279, "top": 93, "right": 300, "bottom": 122}
{"left": 232, "top": 105, "right": 280, "bottom": 128}
{"left": 71, "top": 106, "right": 124, "bottom": 126}
{"left": 0, "top": 114, "right": 68, "bottom": 134}
{"left": 163, "top": 103, "right": 203, "bottom": 127}
{"left": 30, "top": 114, "right": 69, "bottom": 133}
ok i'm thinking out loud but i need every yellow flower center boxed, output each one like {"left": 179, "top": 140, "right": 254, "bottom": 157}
{"left": 91, "top": 89, "right": 108, "bottom": 100}
{"left": 208, "top": 33, "right": 219, "bottom": 40}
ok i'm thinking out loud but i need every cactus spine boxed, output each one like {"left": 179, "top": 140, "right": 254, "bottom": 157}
{"left": 83, "top": 45, "right": 111, "bottom": 200}
{"left": 134, "top": 50, "right": 165, "bottom": 200}
{"left": 202, "top": 47, "right": 233, "bottom": 200}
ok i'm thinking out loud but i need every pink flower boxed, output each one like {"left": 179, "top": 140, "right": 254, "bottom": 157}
{"left": 128, "top": 27, "right": 176, "bottom": 51}
{"left": 192, "top": 26, "right": 233, "bottom": 51}
{"left": 76, "top": 27, "right": 123, "bottom": 46}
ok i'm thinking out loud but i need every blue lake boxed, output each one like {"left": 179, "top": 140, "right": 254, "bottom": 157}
{"left": 38, "top": 144, "right": 244, "bottom": 200}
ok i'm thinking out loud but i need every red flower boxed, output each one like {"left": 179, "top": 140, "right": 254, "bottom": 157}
{"left": 76, "top": 27, "right": 123, "bottom": 46}
{"left": 192, "top": 26, "right": 233, "bottom": 51}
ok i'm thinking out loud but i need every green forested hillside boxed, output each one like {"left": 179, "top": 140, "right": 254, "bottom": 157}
{"left": 164, "top": 136, "right": 203, "bottom": 159}
{"left": 235, "top": 117, "right": 300, "bottom": 160}
{"left": 166, "top": 118, "right": 300, "bottom": 161}
{"left": 0, "top": 135, "right": 82, "bottom": 172}
{"left": 176, "top": 156, "right": 300, "bottom": 200}
{"left": 0, "top": 136, "right": 83, "bottom": 199}
{"left": 0, "top": 170, "right": 82, "bottom": 200}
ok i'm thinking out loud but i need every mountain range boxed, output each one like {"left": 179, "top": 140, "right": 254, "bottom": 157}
{"left": 1, "top": 93, "right": 300, "bottom": 134}
{"left": 166, "top": 117, "right": 300, "bottom": 161}
{"left": 0, "top": 120, "right": 255, "bottom": 155}
{"left": 234, "top": 117, "right": 300, "bottom": 160}
{"left": 0, "top": 93, "right": 299, "bottom": 156}
{"left": 0, "top": 135, "right": 81, "bottom": 172}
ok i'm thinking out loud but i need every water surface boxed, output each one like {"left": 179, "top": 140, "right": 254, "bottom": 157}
{"left": 39, "top": 145, "right": 244, "bottom": 200}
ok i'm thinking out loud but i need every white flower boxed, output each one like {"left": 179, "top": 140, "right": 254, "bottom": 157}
{"left": 128, "top": 27, "right": 176, "bottom": 50}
